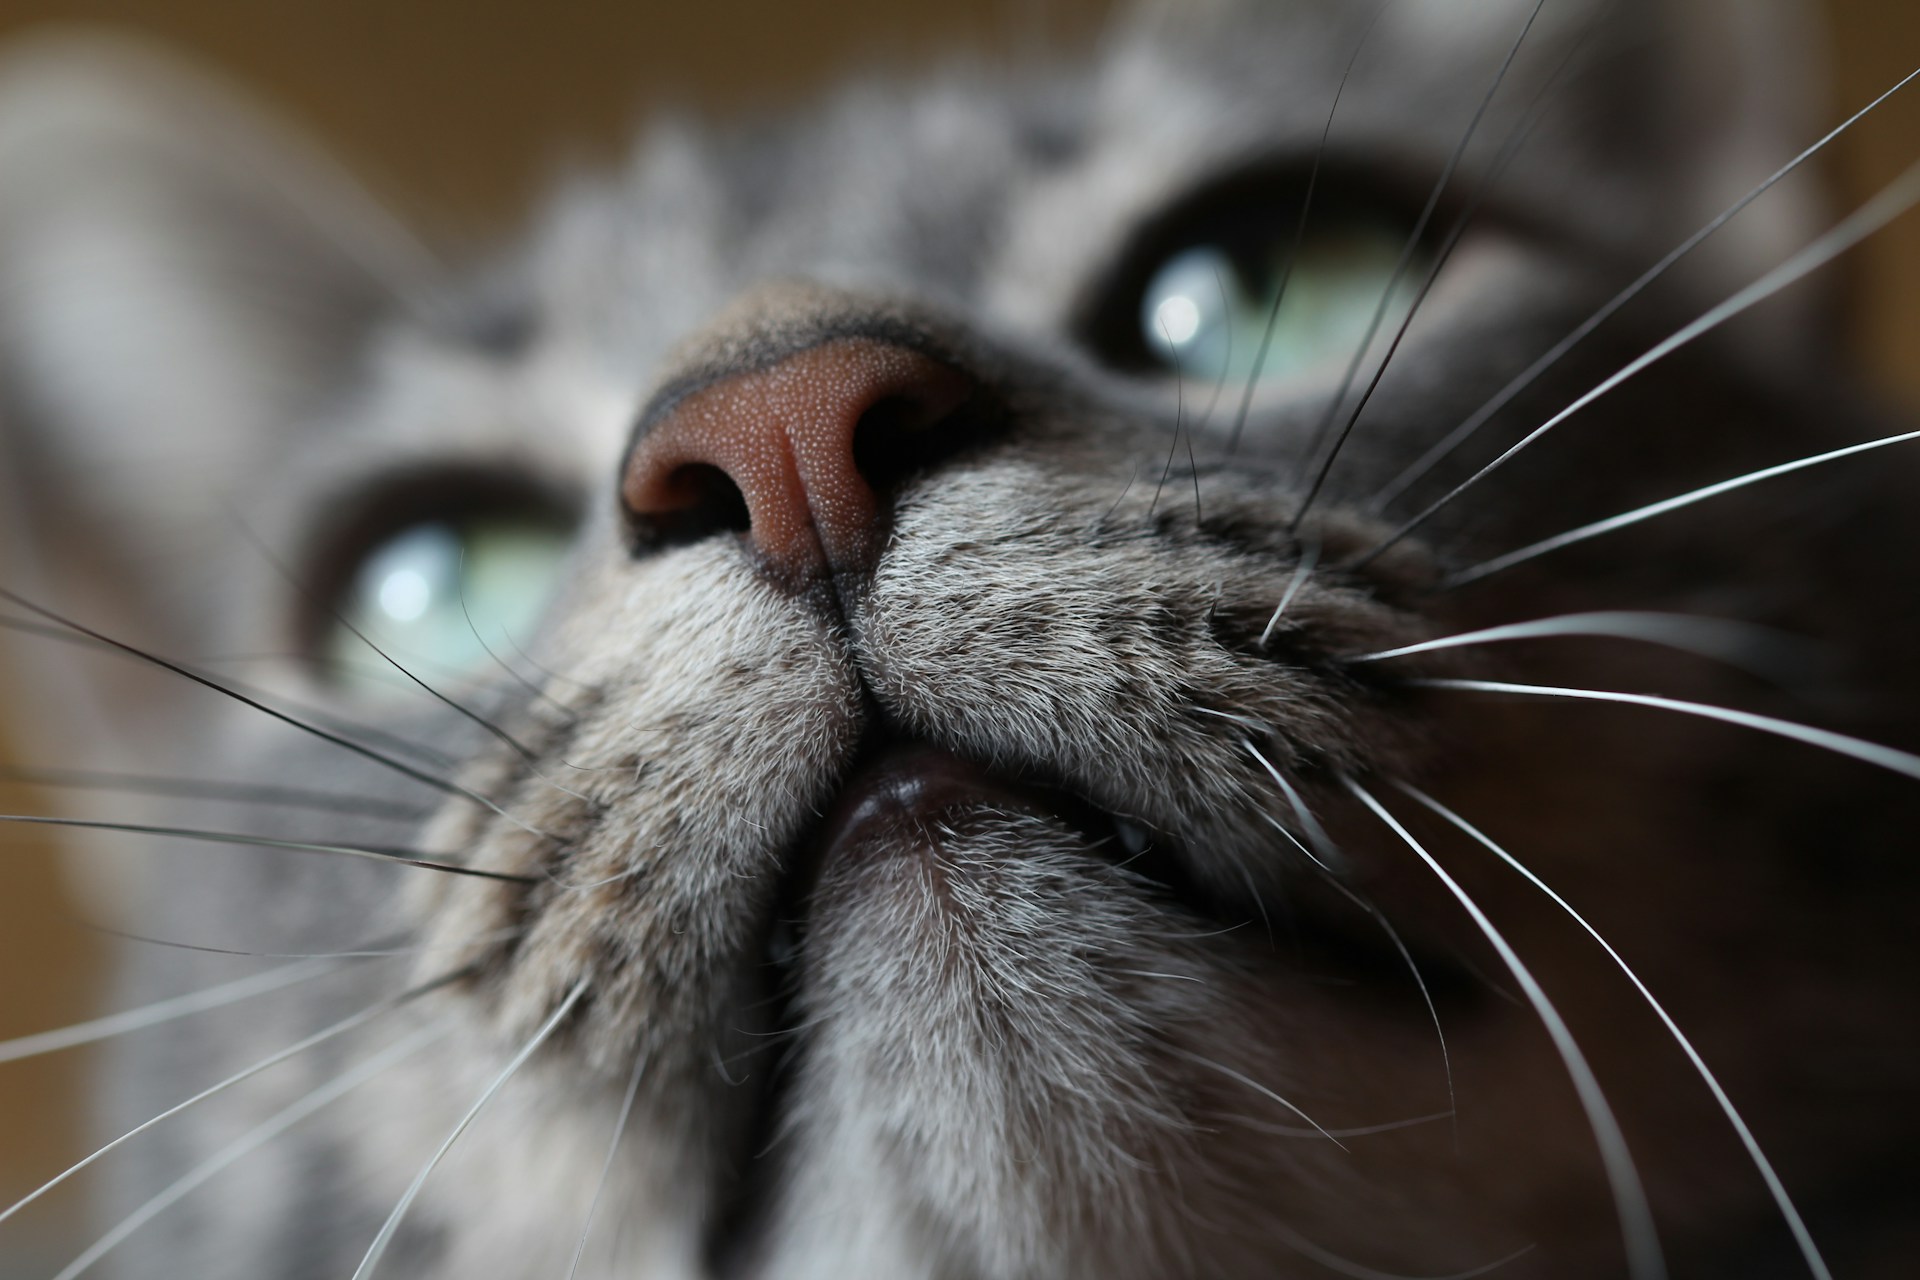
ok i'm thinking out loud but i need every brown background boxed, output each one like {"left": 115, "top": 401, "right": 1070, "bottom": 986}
{"left": 1, "top": 0, "right": 1915, "bottom": 1261}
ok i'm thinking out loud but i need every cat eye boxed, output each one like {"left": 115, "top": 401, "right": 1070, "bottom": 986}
{"left": 316, "top": 493, "right": 575, "bottom": 695}
{"left": 1087, "top": 167, "right": 1432, "bottom": 390}
{"left": 1138, "top": 227, "right": 1419, "bottom": 384}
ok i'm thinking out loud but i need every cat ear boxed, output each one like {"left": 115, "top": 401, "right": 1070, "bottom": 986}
{"left": 0, "top": 34, "right": 442, "bottom": 918}
{"left": 0, "top": 30, "right": 438, "bottom": 646}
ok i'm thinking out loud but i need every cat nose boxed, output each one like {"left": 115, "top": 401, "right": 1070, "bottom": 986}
{"left": 621, "top": 336, "right": 982, "bottom": 585}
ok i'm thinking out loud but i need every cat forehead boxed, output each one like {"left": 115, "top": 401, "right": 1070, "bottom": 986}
{"left": 510, "top": 0, "right": 1642, "bottom": 366}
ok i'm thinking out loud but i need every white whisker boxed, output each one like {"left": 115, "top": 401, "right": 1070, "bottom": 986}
{"left": 1, "top": 972, "right": 457, "bottom": 1224}
{"left": 1167, "top": 1045, "right": 1348, "bottom": 1151}
{"left": 1393, "top": 781, "right": 1831, "bottom": 1280}
{"left": 1368, "top": 62, "right": 1920, "bottom": 514}
{"left": 1360, "top": 155, "right": 1920, "bottom": 564}
{"left": 1259, "top": 538, "right": 1322, "bottom": 647}
{"left": 1274, "top": 1219, "right": 1534, "bottom": 1280}
{"left": 49, "top": 1021, "right": 451, "bottom": 1280}
{"left": 1343, "top": 776, "right": 1664, "bottom": 1280}
{"left": 1347, "top": 610, "right": 1807, "bottom": 676}
{"left": 1241, "top": 744, "right": 1458, "bottom": 1128}
{"left": 1410, "top": 678, "right": 1920, "bottom": 780}
{"left": 1312, "top": 866, "right": 1458, "bottom": 1138}
{"left": 565, "top": 1045, "right": 647, "bottom": 1280}
{"left": 1442, "top": 430, "right": 1920, "bottom": 589}
{"left": 0, "top": 958, "right": 343, "bottom": 1064}
{"left": 1235, "top": 1109, "right": 1453, "bottom": 1139}
{"left": 1242, "top": 740, "right": 1340, "bottom": 867}
{"left": 352, "top": 980, "right": 587, "bottom": 1280}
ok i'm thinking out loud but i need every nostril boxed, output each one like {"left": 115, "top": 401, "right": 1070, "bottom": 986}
{"left": 634, "top": 463, "right": 751, "bottom": 550}
{"left": 851, "top": 390, "right": 980, "bottom": 497}
{"left": 621, "top": 334, "right": 993, "bottom": 583}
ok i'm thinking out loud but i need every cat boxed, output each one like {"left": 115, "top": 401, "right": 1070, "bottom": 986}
{"left": 2, "top": 0, "right": 1918, "bottom": 1276}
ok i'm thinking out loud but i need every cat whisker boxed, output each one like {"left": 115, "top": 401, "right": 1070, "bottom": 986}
{"left": 565, "top": 1045, "right": 648, "bottom": 1280}
{"left": 1101, "top": 459, "right": 1142, "bottom": 524}
{"left": 1191, "top": 262, "right": 1235, "bottom": 437}
{"left": 1353, "top": 155, "right": 1920, "bottom": 568}
{"left": 352, "top": 981, "right": 588, "bottom": 1280}
{"left": 0, "top": 812, "right": 536, "bottom": 882}
{"left": 1271, "top": 1222, "right": 1534, "bottom": 1280}
{"left": 0, "top": 968, "right": 466, "bottom": 1227}
{"left": 1290, "top": 0, "right": 1547, "bottom": 531}
{"left": 1165, "top": 1045, "right": 1348, "bottom": 1152}
{"left": 455, "top": 548, "right": 579, "bottom": 722}
{"left": 1111, "top": 967, "right": 1207, "bottom": 985}
{"left": 0, "top": 957, "right": 346, "bottom": 1065}
{"left": 1227, "top": 1109, "right": 1453, "bottom": 1141}
{"left": 1345, "top": 610, "right": 1813, "bottom": 680}
{"left": 0, "top": 612, "right": 457, "bottom": 770}
{"left": 1368, "top": 60, "right": 1920, "bottom": 515}
{"left": 1147, "top": 312, "right": 1190, "bottom": 520}
{"left": 1393, "top": 780, "right": 1832, "bottom": 1280}
{"left": 49, "top": 1020, "right": 453, "bottom": 1280}
{"left": 0, "top": 763, "right": 432, "bottom": 821}
{"left": 1240, "top": 740, "right": 1338, "bottom": 867}
{"left": 1258, "top": 536, "right": 1321, "bottom": 647}
{"left": 1407, "top": 678, "right": 1920, "bottom": 781}
{"left": 1342, "top": 776, "right": 1663, "bottom": 1280}
{"left": 1438, "top": 429, "right": 1920, "bottom": 590}
{"left": 1293, "top": 0, "right": 1582, "bottom": 527}
{"left": 1311, "top": 864, "right": 1457, "bottom": 1144}
{"left": 239, "top": 524, "right": 600, "bottom": 809}
{"left": 1223, "top": 0, "right": 1388, "bottom": 457}
{"left": 0, "top": 587, "right": 545, "bottom": 831}
{"left": 96, "top": 924, "right": 522, "bottom": 961}
{"left": 1241, "top": 740, "right": 1457, "bottom": 1128}
{"left": 497, "top": 623, "right": 599, "bottom": 696}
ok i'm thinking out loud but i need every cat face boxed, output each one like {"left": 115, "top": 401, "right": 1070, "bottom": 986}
{"left": 2, "top": 1, "right": 1917, "bottom": 1277}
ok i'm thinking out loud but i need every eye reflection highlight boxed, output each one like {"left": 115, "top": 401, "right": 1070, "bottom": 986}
{"left": 326, "top": 517, "right": 571, "bottom": 693}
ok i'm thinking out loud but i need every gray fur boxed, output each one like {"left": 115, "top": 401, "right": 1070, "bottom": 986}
{"left": 1, "top": 1, "right": 1917, "bottom": 1277}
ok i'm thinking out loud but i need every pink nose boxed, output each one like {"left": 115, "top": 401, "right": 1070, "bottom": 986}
{"left": 621, "top": 337, "right": 978, "bottom": 585}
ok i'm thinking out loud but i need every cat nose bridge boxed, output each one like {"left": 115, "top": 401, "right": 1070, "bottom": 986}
{"left": 621, "top": 335, "right": 982, "bottom": 586}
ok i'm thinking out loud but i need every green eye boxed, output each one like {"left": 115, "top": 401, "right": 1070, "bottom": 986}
{"left": 325, "top": 515, "right": 572, "bottom": 694}
{"left": 1135, "top": 216, "right": 1424, "bottom": 387}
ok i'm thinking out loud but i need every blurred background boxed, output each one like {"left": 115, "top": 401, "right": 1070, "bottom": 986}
{"left": 0, "top": 0, "right": 1915, "bottom": 1268}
